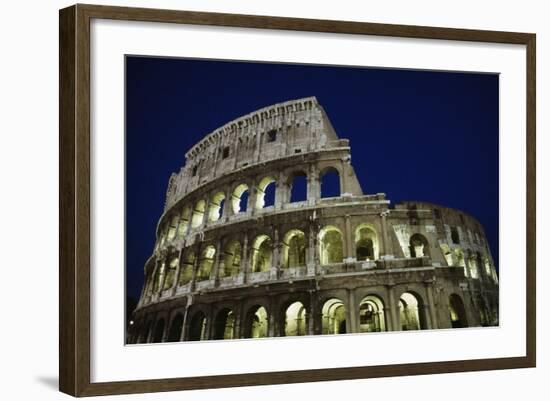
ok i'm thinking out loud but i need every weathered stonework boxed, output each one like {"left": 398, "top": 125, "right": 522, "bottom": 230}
{"left": 128, "top": 97, "right": 499, "bottom": 344}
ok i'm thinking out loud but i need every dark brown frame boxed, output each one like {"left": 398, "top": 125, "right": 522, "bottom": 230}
{"left": 59, "top": 3, "right": 536, "bottom": 397}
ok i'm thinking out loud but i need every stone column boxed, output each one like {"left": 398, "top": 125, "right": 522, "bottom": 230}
{"left": 237, "top": 233, "right": 249, "bottom": 285}
{"left": 387, "top": 285, "right": 400, "bottom": 331}
{"left": 274, "top": 172, "right": 286, "bottom": 210}
{"left": 254, "top": 127, "right": 262, "bottom": 162}
{"left": 307, "top": 165, "right": 320, "bottom": 206}
{"left": 383, "top": 307, "right": 394, "bottom": 331}
{"left": 425, "top": 281, "right": 439, "bottom": 329}
{"left": 347, "top": 289, "right": 358, "bottom": 333}
{"left": 210, "top": 137, "right": 219, "bottom": 179}
{"left": 189, "top": 245, "right": 200, "bottom": 292}
{"left": 201, "top": 194, "right": 210, "bottom": 229}
{"left": 380, "top": 210, "right": 393, "bottom": 259}
{"left": 307, "top": 291, "right": 316, "bottom": 336}
{"left": 344, "top": 215, "right": 355, "bottom": 263}
{"left": 171, "top": 248, "right": 184, "bottom": 296}
{"left": 218, "top": 260, "right": 226, "bottom": 282}
{"left": 307, "top": 222, "right": 319, "bottom": 276}
{"left": 183, "top": 210, "right": 193, "bottom": 237}
{"left": 233, "top": 302, "right": 244, "bottom": 339}
{"left": 137, "top": 276, "right": 147, "bottom": 307}
{"left": 158, "top": 259, "right": 168, "bottom": 295}
{"left": 340, "top": 161, "right": 348, "bottom": 195}
{"left": 212, "top": 239, "right": 222, "bottom": 286}
{"left": 247, "top": 184, "right": 257, "bottom": 215}
{"left": 203, "top": 305, "right": 213, "bottom": 340}
{"left": 146, "top": 319, "right": 155, "bottom": 343}
{"left": 146, "top": 264, "right": 157, "bottom": 297}
{"left": 270, "top": 227, "right": 281, "bottom": 280}
{"left": 161, "top": 317, "right": 170, "bottom": 342}
{"left": 180, "top": 299, "right": 192, "bottom": 341}
{"left": 268, "top": 296, "right": 277, "bottom": 337}
{"left": 225, "top": 186, "right": 237, "bottom": 218}
{"left": 172, "top": 213, "right": 181, "bottom": 242}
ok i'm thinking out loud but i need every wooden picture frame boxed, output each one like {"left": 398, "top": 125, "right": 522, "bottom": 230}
{"left": 59, "top": 3, "right": 536, "bottom": 397}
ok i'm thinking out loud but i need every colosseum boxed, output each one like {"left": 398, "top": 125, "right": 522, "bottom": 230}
{"left": 128, "top": 96, "right": 499, "bottom": 344}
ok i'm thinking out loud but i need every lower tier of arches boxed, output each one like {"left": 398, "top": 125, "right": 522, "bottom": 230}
{"left": 128, "top": 275, "right": 499, "bottom": 344}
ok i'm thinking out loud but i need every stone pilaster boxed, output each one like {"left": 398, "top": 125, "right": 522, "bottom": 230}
{"left": 237, "top": 233, "right": 249, "bottom": 285}
{"left": 387, "top": 285, "right": 400, "bottom": 331}
{"left": 425, "top": 280, "right": 439, "bottom": 329}
{"left": 380, "top": 210, "right": 393, "bottom": 259}
{"left": 307, "top": 164, "right": 320, "bottom": 206}
{"left": 347, "top": 289, "right": 358, "bottom": 333}
{"left": 189, "top": 245, "right": 200, "bottom": 292}
{"left": 307, "top": 221, "right": 319, "bottom": 276}
{"left": 344, "top": 214, "right": 355, "bottom": 262}
{"left": 270, "top": 227, "right": 281, "bottom": 280}
{"left": 171, "top": 248, "right": 184, "bottom": 296}
{"left": 212, "top": 239, "right": 222, "bottom": 286}
{"left": 274, "top": 172, "right": 286, "bottom": 210}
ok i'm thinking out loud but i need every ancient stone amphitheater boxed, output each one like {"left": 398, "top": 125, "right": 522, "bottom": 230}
{"left": 128, "top": 96, "right": 499, "bottom": 344}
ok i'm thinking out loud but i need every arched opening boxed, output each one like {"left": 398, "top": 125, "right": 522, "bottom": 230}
{"left": 177, "top": 206, "right": 191, "bottom": 238}
{"left": 155, "top": 228, "right": 166, "bottom": 251}
{"left": 139, "top": 321, "right": 153, "bottom": 343}
{"left": 231, "top": 183, "right": 249, "bottom": 214}
{"left": 282, "top": 229, "right": 306, "bottom": 268}
{"left": 251, "top": 235, "right": 272, "bottom": 273}
{"left": 454, "top": 249, "right": 466, "bottom": 275}
{"left": 243, "top": 306, "right": 268, "bottom": 338}
{"left": 212, "top": 308, "right": 235, "bottom": 340}
{"left": 449, "top": 294, "right": 469, "bottom": 328}
{"left": 320, "top": 167, "right": 340, "bottom": 198}
{"left": 222, "top": 240, "right": 241, "bottom": 277}
{"left": 467, "top": 251, "right": 479, "bottom": 278}
{"left": 255, "top": 176, "right": 276, "bottom": 209}
{"left": 476, "top": 252, "right": 486, "bottom": 277}
{"left": 152, "top": 262, "right": 165, "bottom": 293}
{"left": 162, "top": 256, "right": 179, "bottom": 290}
{"left": 178, "top": 248, "right": 195, "bottom": 285}
{"left": 284, "top": 301, "right": 307, "bottom": 336}
{"left": 440, "top": 244, "right": 454, "bottom": 266}
{"left": 167, "top": 314, "right": 184, "bottom": 342}
{"left": 144, "top": 266, "right": 156, "bottom": 295}
{"left": 191, "top": 199, "right": 206, "bottom": 228}
{"left": 188, "top": 311, "right": 206, "bottom": 341}
{"left": 399, "top": 292, "right": 427, "bottom": 330}
{"left": 483, "top": 256, "right": 492, "bottom": 276}
{"left": 152, "top": 319, "right": 165, "bottom": 343}
{"left": 289, "top": 171, "right": 307, "bottom": 203}
{"left": 167, "top": 214, "right": 179, "bottom": 241}
{"left": 359, "top": 295, "right": 386, "bottom": 332}
{"left": 319, "top": 226, "right": 344, "bottom": 265}
{"left": 197, "top": 245, "right": 216, "bottom": 281}
{"left": 409, "top": 233, "right": 430, "bottom": 258}
{"left": 208, "top": 192, "right": 226, "bottom": 221}
{"left": 476, "top": 293, "right": 490, "bottom": 326}
{"left": 355, "top": 225, "right": 379, "bottom": 261}
{"left": 321, "top": 298, "right": 346, "bottom": 334}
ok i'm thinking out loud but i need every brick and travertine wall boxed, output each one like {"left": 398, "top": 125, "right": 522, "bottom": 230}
{"left": 164, "top": 97, "right": 362, "bottom": 211}
{"left": 128, "top": 97, "right": 498, "bottom": 344}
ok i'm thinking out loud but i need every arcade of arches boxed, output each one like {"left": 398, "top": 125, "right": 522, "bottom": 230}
{"left": 135, "top": 98, "right": 499, "bottom": 345}
{"left": 131, "top": 291, "right": 474, "bottom": 343}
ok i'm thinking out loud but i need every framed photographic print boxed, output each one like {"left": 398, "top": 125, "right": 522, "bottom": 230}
{"left": 59, "top": 4, "right": 536, "bottom": 397}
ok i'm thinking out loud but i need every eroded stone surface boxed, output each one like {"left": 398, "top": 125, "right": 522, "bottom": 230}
{"left": 128, "top": 97, "right": 498, "bottom": 344}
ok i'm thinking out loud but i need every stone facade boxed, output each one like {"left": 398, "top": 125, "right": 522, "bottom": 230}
{"left": 128, "top": 97, "right": 499, "bottom": 344}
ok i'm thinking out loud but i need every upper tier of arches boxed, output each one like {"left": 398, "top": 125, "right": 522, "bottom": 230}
{"left": 156, "top": 153, "right": 365, "bottom": 243}
{"left": 163, "top": 97, "right": 360, "bottom": 210}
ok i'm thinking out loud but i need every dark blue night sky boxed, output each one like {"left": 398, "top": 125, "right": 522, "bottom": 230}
{"left": 126, "top": 56, "right": 499, "bottom": 300}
